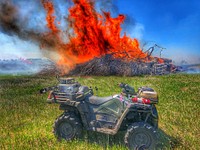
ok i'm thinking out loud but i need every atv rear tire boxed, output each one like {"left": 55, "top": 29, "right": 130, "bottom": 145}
{"left": 53, "top": 112, "right": 82, "bottom": 141}
{"left": 125, "top": 122, "right": 157, "bottom": 150}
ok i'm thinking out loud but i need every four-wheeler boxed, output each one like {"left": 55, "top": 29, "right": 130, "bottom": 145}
{"left": 40, "top": 78, "right": 159, "bottom": 149}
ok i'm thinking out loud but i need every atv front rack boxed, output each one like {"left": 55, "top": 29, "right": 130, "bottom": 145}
{"left": 47, "top": 97, "right": 80, "bottom": 107}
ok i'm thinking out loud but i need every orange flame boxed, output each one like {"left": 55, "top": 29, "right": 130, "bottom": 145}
{"left": 41, "top": 0, "right": 158, "bottom": 72}
{"left": 41, "top": 0, "right": 59, "bottom": 33}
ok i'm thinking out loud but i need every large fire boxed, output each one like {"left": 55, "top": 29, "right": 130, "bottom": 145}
{"left": 41, "top": 0, "right": 157, "bottom": 71}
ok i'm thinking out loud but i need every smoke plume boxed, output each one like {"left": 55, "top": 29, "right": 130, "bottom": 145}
{"left": 0, "top": 0, "right": 60, "bottom": 50}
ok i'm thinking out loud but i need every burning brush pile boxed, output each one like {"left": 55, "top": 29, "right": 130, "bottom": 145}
{"left": 0, "top": 0, "right": 175, "bottom": 76}
{"left": 68, "top": 54, "right": 173, "bottom": 76}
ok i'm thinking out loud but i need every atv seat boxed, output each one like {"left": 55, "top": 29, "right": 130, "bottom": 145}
{"left": 88, "top": 96, "right": 113, "bottom": 105}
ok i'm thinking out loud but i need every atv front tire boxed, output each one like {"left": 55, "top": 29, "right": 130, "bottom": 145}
{"left": 125, "top": 122, "right": 157, "bottom": 150}
{"left": 53, "top": 112, "right": 82, "bottom": 141}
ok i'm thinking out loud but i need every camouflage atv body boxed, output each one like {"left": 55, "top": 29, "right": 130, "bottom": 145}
{"left": 41, "top": 78, "right": 159, "bottom": 149}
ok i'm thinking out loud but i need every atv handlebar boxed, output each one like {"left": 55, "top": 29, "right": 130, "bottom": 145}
{"left": 118, "top": 83, "right": 135, "bottom": 95}
{"left": 39, "top": 86, "right": 58, "bottom": 94}
{"left": 118, "top": 83, "right": 126, "bottom": 88}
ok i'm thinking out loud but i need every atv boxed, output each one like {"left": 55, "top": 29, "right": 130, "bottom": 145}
{"left": 40, "top": 78, "right": 159, "bottom": 149}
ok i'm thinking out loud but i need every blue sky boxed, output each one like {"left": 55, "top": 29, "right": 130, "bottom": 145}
{"left": 117, "top": 0, "right": 200, "bottom": 63}
{"left": 0, "top": 0, "right": 200, "bottom": 64}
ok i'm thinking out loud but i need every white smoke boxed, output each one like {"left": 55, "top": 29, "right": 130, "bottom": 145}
{"left": 129, "top": 23, "right": 144, "bottom": 40}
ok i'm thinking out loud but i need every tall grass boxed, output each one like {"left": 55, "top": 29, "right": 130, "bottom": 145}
{"left": 0, "top": 74, "right": 199, "bottom": 149}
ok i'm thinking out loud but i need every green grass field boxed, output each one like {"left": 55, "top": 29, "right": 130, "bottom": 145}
{"left": 0, "top": 74, "right": 200, "bottom": 149}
